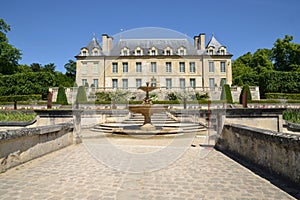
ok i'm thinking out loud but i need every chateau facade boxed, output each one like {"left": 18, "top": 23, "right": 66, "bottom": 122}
{"left": 75, "top": 30, "right": 232, "bottom": 91}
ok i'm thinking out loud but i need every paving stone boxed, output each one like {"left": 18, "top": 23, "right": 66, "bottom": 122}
{"left": 0, "top": 130, "right": 297, "bottom": 199}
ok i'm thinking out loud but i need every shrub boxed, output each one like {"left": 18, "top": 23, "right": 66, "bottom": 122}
{"left": 56, "top": 86, "right": 68, "bottom": 105}
{"left": 195, "top": 92, "right": 209, "bottom": 100}
{"left": 95, "top": 92, "right": 111, "bottom": 101}
{"left": 220, "top": 84, "right": 233, "bottom": 103}
{"left": 76, "top": 86, "right": 88, "bottom": 103}
{"left": 167, "top": 92, "right": 178, "bottom": 100}
{"left": 239, "top": 85, "right": 252, "bottom": 104}
{"left": 265, "top": 93, "right": 300, "bottom": 99}
{"left": 0, "top": 94, "right": 42, "bottom": 102}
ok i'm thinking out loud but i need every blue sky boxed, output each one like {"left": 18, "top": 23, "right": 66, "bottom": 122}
{"left": 1, "top": 0, "right": 299, "bottom": 72}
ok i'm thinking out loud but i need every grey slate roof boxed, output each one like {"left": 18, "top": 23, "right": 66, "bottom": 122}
{"left": 206, "top": 35, "right": 225, "bottom": 49}
{"left": 82, "top": 37, "right": 103, "bottom": 55}
{"left": 109, "top": 38, "right": 198, "bottom": 56}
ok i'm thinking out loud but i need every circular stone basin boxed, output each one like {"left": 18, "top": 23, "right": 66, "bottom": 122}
{"left": 128, "top": 105, "right": 168, "bottom": 115}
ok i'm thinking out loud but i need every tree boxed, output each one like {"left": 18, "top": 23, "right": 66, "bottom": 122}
{"left": 0, "top": 18, "right": 22, "bottom": 75}
{"left": 30, "top": 63, "right": 42, "bottom": 72}
{"left": 76, "top": 86, "right": 87, "bottom": 103}
{"left": 271, "top": 35, "right": 300, "bottom": 71}
{"left": 56, "top": 86, "right": 68, "bottom": 105}
{"left": 64, "top": 60, "right": 76, "bottom": 79}
{"left": 42, "top": 63, "right": 56, "bottom": 73}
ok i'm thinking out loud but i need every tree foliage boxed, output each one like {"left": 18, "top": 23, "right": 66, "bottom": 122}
{"left": 232, "top": 35, "right": 300, "bottom": 90}
{"left": 56, "top": 86, "right": 68, "bottom": 105}
{"left": 0, "top": 18, "right": 22, "bottom": 75}
{"left": 0, "top": 72, "right": 56, "bottom": 97}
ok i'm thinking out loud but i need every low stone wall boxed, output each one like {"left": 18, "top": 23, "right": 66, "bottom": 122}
{"left": 0, "top": 123, "right": 74, "bottom": 173}
{"left": 216, "top": 124, "right": 300, "bottom": 187}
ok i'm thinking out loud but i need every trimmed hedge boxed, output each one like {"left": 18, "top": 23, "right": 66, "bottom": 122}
{"left": 0, "top": 94, "right": 42, "bottom": 102}
{"left": 265, "top": 93, "right": 300, "bottom": 99}
{"left": 220, "top": 84, "right": 233, "bottom": 103}
{"left": 76, "top": 86, "right": 88, "bottom": 103}
{"left": 56, "top": 86, "right": 68, "bottom": 105}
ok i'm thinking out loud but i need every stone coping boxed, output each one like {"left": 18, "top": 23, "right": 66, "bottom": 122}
{"left": 0, "top": 123, "right": 73, "bottom": 141}
{"left": 0, "top": 117, "right": 37, "bottom": 127}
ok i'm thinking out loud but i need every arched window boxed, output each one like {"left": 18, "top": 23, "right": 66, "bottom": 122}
{"left": 218, "top": 46, "right": 227, "bottom": 55}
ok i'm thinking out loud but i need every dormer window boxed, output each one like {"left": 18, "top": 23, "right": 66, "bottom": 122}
{"left": 209, "top": 50, "right": 214, "bottom": 55}
{"left": 81, "top": 48, "right": 88, "bottom": 56}
{"left": 93, "top": 50, "right": 99, "bottom": 56}
{"left": 135, "top": 47, "right": 143, "bottom": 56}
{"left": 219, "top": 47, "right": 226, "bottom": 55}
{"left": 178, "top": 47, "right": 186, "bottom": 56}
{"left": 164, "top": 47, "right": 172, "bottom": 56}
{"left": 121, "top": 47, "right": 130, "bottom": 56}
{"left": 149, "top": 47, "right": 158, "bottom": 56}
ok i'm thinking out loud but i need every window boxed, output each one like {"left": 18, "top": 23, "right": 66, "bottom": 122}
{"left": 123, "top": 51, "right": 128, "bottom": 56}
{"left": 93, "top": 50, "right": 98, "bottom": 56}
{"left": 112, "top": 62, "right": 118, "bottom": 73}
{"left": 93, "top": 62, "right": 99, "bottom": 74}
{"left": 151, "top": 50, "right": 156, "bottom": 55}
{"left": 82, "top": 62, "right": 87, "bottom": 74}
{"left": 190, "top": 62, "right": 195, "bottom": 73}
{"left": 136, "top": 62, "right": 142, "bottom": 72}
{"left": 209, "top": 78, "right": 215, "bottom": 89}
{"left": 151, "top": 62, "right": 157, "bottom": 73}
{"left": 122, "top": 79, "right": 128, "bottom": 89}
{"left": 136, "top": 79, "right": 142, "bottom": 88}
{"left": 166, "top": 62, "right": 172, "bottom": 72}
{"left": 136, "top": 50, "right": 141, "bottom": 56}
{"left": 180, "top": 78, "right": 185, "bottom": 89}
{"left": 209, "top": 62, "right": 214, "bottom": 73}
{"left": 179, "top": 49, "right": 185, "bottom": 55}
{"left": 179, "top": 62, "right": 185, "bottom": 73}
{"left": 122, "top": 62, "right": 128, "bottom": 73}
{"left": 220, "top": 49, "right": 225, "bottom": 55}
{"left": 166, "top": 50, "right": 171, "bottom": 55}
{"left": 220, "top": 62, "right": 226, "bottom": 72}
{"left": 93, "top": 79, "right": 98, "bottom": 88}
{"left": 112, "top": 79, "right": 118, "bottom": 89}
{"left": 82, "top": 51, "right": 87, "bottom": 56}
{"left": 166, "top": 78, "right": 172, "bottom": 89}
{"left": 209, "top": 49, "right": 214, "bottom": 55}
{"left": 190, "top": 78, "right": 196, "bottom": 89}
{"left": 151, "top": 77, "right": 156, "bottom": 87}
{"left": 82, "top": 79, "right": 87, "bottom": 86}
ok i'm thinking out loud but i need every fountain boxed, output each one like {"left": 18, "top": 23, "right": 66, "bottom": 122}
{"left": 128, "top": 82, "right": 169, "bottom": 131}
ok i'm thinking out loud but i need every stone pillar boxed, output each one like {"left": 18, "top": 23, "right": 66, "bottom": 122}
{"left": 73, "top": 110, "right": 82, "bottom": 144}
{"left": 47, "top": 91, "right": 53, "bottom": 109}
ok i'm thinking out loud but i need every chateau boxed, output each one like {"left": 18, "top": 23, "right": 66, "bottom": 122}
{"left": 75, "top": 29, "right": 232, "bottom": 91}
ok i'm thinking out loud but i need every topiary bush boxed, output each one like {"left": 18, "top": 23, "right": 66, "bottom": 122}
{"left": 239, "top": 85, "right": 252, "bottom": 104}
{"left": 220, "top": 84, "right": 233, "bottom": 103}
{"left": 56, "top": 86, "right": 68, "bottom": 105}
{"left": 76, "top": 86, "right": 88, "bottom": 103}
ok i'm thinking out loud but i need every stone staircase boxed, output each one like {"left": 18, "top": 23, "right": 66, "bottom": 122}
{"left": 90, "top": 112, "right": 206, "bottom": 134}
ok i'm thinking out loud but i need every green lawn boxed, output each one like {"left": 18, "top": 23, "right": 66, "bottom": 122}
{"left": 0, "top": 111, "right": 36, "bottom": 122}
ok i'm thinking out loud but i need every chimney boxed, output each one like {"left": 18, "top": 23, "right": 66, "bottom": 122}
{"left": 200, "top": 33, "right": 205, "bottom": 50}
{"left": 194, "top": 36, "right": 199, "bottom": 49}
{"left": 107, "top": 37, "right": 113, "bottom": 52}
{"left": 102, "top": 34, "right": 108, "bottom": 54}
